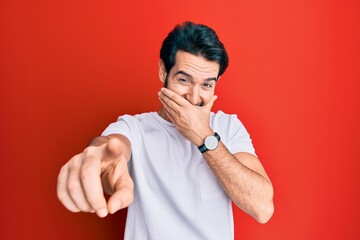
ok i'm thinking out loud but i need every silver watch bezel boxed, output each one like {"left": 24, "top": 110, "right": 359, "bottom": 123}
{"left": 204, "top": 135, "right": 219, "bottom": 150}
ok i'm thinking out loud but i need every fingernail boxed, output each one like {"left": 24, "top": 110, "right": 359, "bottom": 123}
{"left": 158, "top": 91, "right": 161, "bottom": 96}
{"left": 96, "top": 208, "right": 108, "bottom": 218}
{"left": 109, "top": 200, "right": 122, "bottom": 214}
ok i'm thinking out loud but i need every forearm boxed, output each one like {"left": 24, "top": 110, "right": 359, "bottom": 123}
{"left": 158, "top": 87, "right": 273, "bottom": 222}
{"left": 202, "top": 142, "right": 274, "bottom": 223}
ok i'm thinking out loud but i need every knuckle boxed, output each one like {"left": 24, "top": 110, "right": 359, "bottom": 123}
{"left": 80, "top": 163, "right": 98, "bottom": 182}
{"left": 80, "top": 170, "right": 95, "bottom": 183}
{"left": 57, "top": 169, "right": 67, "bottom": 186}
{"left": 68, "top": 154, "right": 82, "bottom": 169}
{"left": 59, "top": 164, "right": 68, "bottom": 175}
{"left": 83, "top": 154, "right": 97, "bottom": 165}
{"left": 83, "top": 147, "right": 92, "bottom": 156}
{"left": 83, "top": 146, "right": 99, "bottom": 157}
{"left": 67, "top": 182, "right": 81, "bottom": 195}
{"left": 88, "top": 198, "right": 105, "bottom": 210}
{"left": 79, "top": 171, "right": 89, "bottom": 183}
{"left": 57, "top": 190, "right": 67, "bottom": 203}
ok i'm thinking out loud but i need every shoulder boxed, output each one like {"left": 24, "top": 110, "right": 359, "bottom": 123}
{"left": 102, "top": 112, "right": 158, "bottom": 141}
{"left": 116, "top": 112, "right": 156, "bottom": 124}
{"left": 210, "top": 110, "right": 250, "bottom": 139}
{"left": 211, "top": 110, "right": 243, "bottom": 126}
{"left": 211, "top": 111, "right": 256, "bottom": 155}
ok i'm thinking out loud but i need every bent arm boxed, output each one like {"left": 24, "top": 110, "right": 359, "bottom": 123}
{"left": 158, "top": 88, "right": 274, "bottom": 223}
{"left": 202, "top": 140, "right": 274, "bottom": 223}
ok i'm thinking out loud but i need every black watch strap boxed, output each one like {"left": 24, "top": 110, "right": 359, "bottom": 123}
{"left": 198, "top": 132, "right": 221, "bottom": 153}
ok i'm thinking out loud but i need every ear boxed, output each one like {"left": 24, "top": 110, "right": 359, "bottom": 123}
{"left": 158, "top": 59, "right": 167, "bottom": 83}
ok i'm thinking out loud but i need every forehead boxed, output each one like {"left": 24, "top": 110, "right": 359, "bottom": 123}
{"left": 172, "top": 51, "right": 220, "bottom": 77}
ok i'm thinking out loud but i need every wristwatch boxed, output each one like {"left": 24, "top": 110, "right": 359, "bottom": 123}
{"left": 198, "top": 132, "right": 221, "bottom": 153}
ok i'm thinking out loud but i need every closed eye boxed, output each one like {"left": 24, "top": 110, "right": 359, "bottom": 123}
{"left": 178, "top": 78, "right": 190, "bottom": 83}
{"left": 203, "top": 82, "right": 213, "bottom": 88}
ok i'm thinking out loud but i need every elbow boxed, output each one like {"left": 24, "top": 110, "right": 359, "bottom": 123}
{"left": 256, "top": 200, "right": 274, "bottom": 224}
{"left": 255, "top": 185, "right": 275, "bottom": 224}
{"left": 236, "top": 190, "right": 275, "bottom": 224}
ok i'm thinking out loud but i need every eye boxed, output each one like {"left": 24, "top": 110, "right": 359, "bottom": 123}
{"left": 178, "top": 78, "right": 190, "bottom": 83}
{"left": 203, "top": 82, "right": 213, "bottom": 88}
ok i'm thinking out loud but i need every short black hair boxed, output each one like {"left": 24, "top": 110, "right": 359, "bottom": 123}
{"left": 160, "top": 22, "right": 229, "bottom": 79}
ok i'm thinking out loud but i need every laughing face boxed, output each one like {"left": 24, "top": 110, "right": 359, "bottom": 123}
{"left": 159, "top": 50, "right": 220, "bottom": 107}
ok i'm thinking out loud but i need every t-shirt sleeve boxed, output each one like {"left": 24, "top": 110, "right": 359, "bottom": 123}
{"left": 228, "top": 115, "right": 256, "bottom": 156}
{"left": 101, "top": 115, "right": 133, "bottom": 143}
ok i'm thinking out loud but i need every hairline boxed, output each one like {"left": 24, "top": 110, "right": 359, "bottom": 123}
{"left": 167, "top": 50, "right": 221, "bottom": 80}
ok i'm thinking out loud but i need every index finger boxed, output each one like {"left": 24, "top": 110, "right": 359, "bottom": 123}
{"left": 160, "top": 87, "right": 189, "bottom": 106}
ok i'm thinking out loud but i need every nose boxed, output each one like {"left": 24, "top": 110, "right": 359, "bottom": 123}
{"left": 185, "top": 85, "right": 202, "bottom": 106}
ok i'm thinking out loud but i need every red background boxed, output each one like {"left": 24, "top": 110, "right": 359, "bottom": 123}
{"left": 1, "top": 0, "right": 359, "bottom": 239}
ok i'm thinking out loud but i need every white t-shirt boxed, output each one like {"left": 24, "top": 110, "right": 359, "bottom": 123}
{"left": 102, "top": 111, "right": 255, "bottom": 240}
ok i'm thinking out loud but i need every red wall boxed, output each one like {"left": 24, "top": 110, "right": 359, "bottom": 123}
{"left": 1, "top": 0, "right": 359, "bottom": 239}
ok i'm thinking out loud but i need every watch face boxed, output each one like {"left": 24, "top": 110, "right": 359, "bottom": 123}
{"left": 204, "top": 135, "right": 219, "bottom": 150}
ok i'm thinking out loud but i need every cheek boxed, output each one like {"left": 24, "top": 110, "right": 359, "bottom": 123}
{"left": 202, "top": 91, "right": 214, "bottom": 103}
{"left": 167, "top": 81, "right": 215, "bottom": 103}
{"left": 167, "top": 82, "right": 189, "bottom": 97}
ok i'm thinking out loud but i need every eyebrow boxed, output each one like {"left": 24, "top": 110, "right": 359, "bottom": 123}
{"left": 175, "top": 70, "right": 217, "bottom": 81}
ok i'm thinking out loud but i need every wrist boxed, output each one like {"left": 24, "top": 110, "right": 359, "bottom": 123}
{"left": 197, "top": 132, "right": 221, "bottom": 153}
{"left": 192, "top": 128, "right": 214, "bottom": 147}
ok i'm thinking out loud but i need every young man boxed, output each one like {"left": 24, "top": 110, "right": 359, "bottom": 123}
{"left": 57, "top": 22, "right": 274, "bottom": 239}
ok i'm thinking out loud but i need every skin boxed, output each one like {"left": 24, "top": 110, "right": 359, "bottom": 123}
{"left": 57, "top": 135, "right": 133, "bottom": 217}
{"left": 57, "top": 50, "right": 274, "bottom": 223}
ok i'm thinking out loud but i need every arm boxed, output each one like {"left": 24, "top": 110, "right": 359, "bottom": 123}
{"left": 159, "top": 88, "right": 274, "bottom": 223}
{"left": 202, "top": 141, "right": 274, "bottom": 223}
{"left": 57, "top": 134, "right": 134, "bottom": 218}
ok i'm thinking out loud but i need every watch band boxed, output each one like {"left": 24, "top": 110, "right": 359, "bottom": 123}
{"left": 198, "top": 132, "right": 221, "bottom": 153}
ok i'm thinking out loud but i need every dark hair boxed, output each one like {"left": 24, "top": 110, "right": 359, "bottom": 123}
{"left": 160, "top": 22, "right": 229, "bottom": 79}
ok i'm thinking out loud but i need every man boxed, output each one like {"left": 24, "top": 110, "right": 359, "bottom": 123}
{"left": 57, "top": 22, "right": 274, "bottom": 239}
